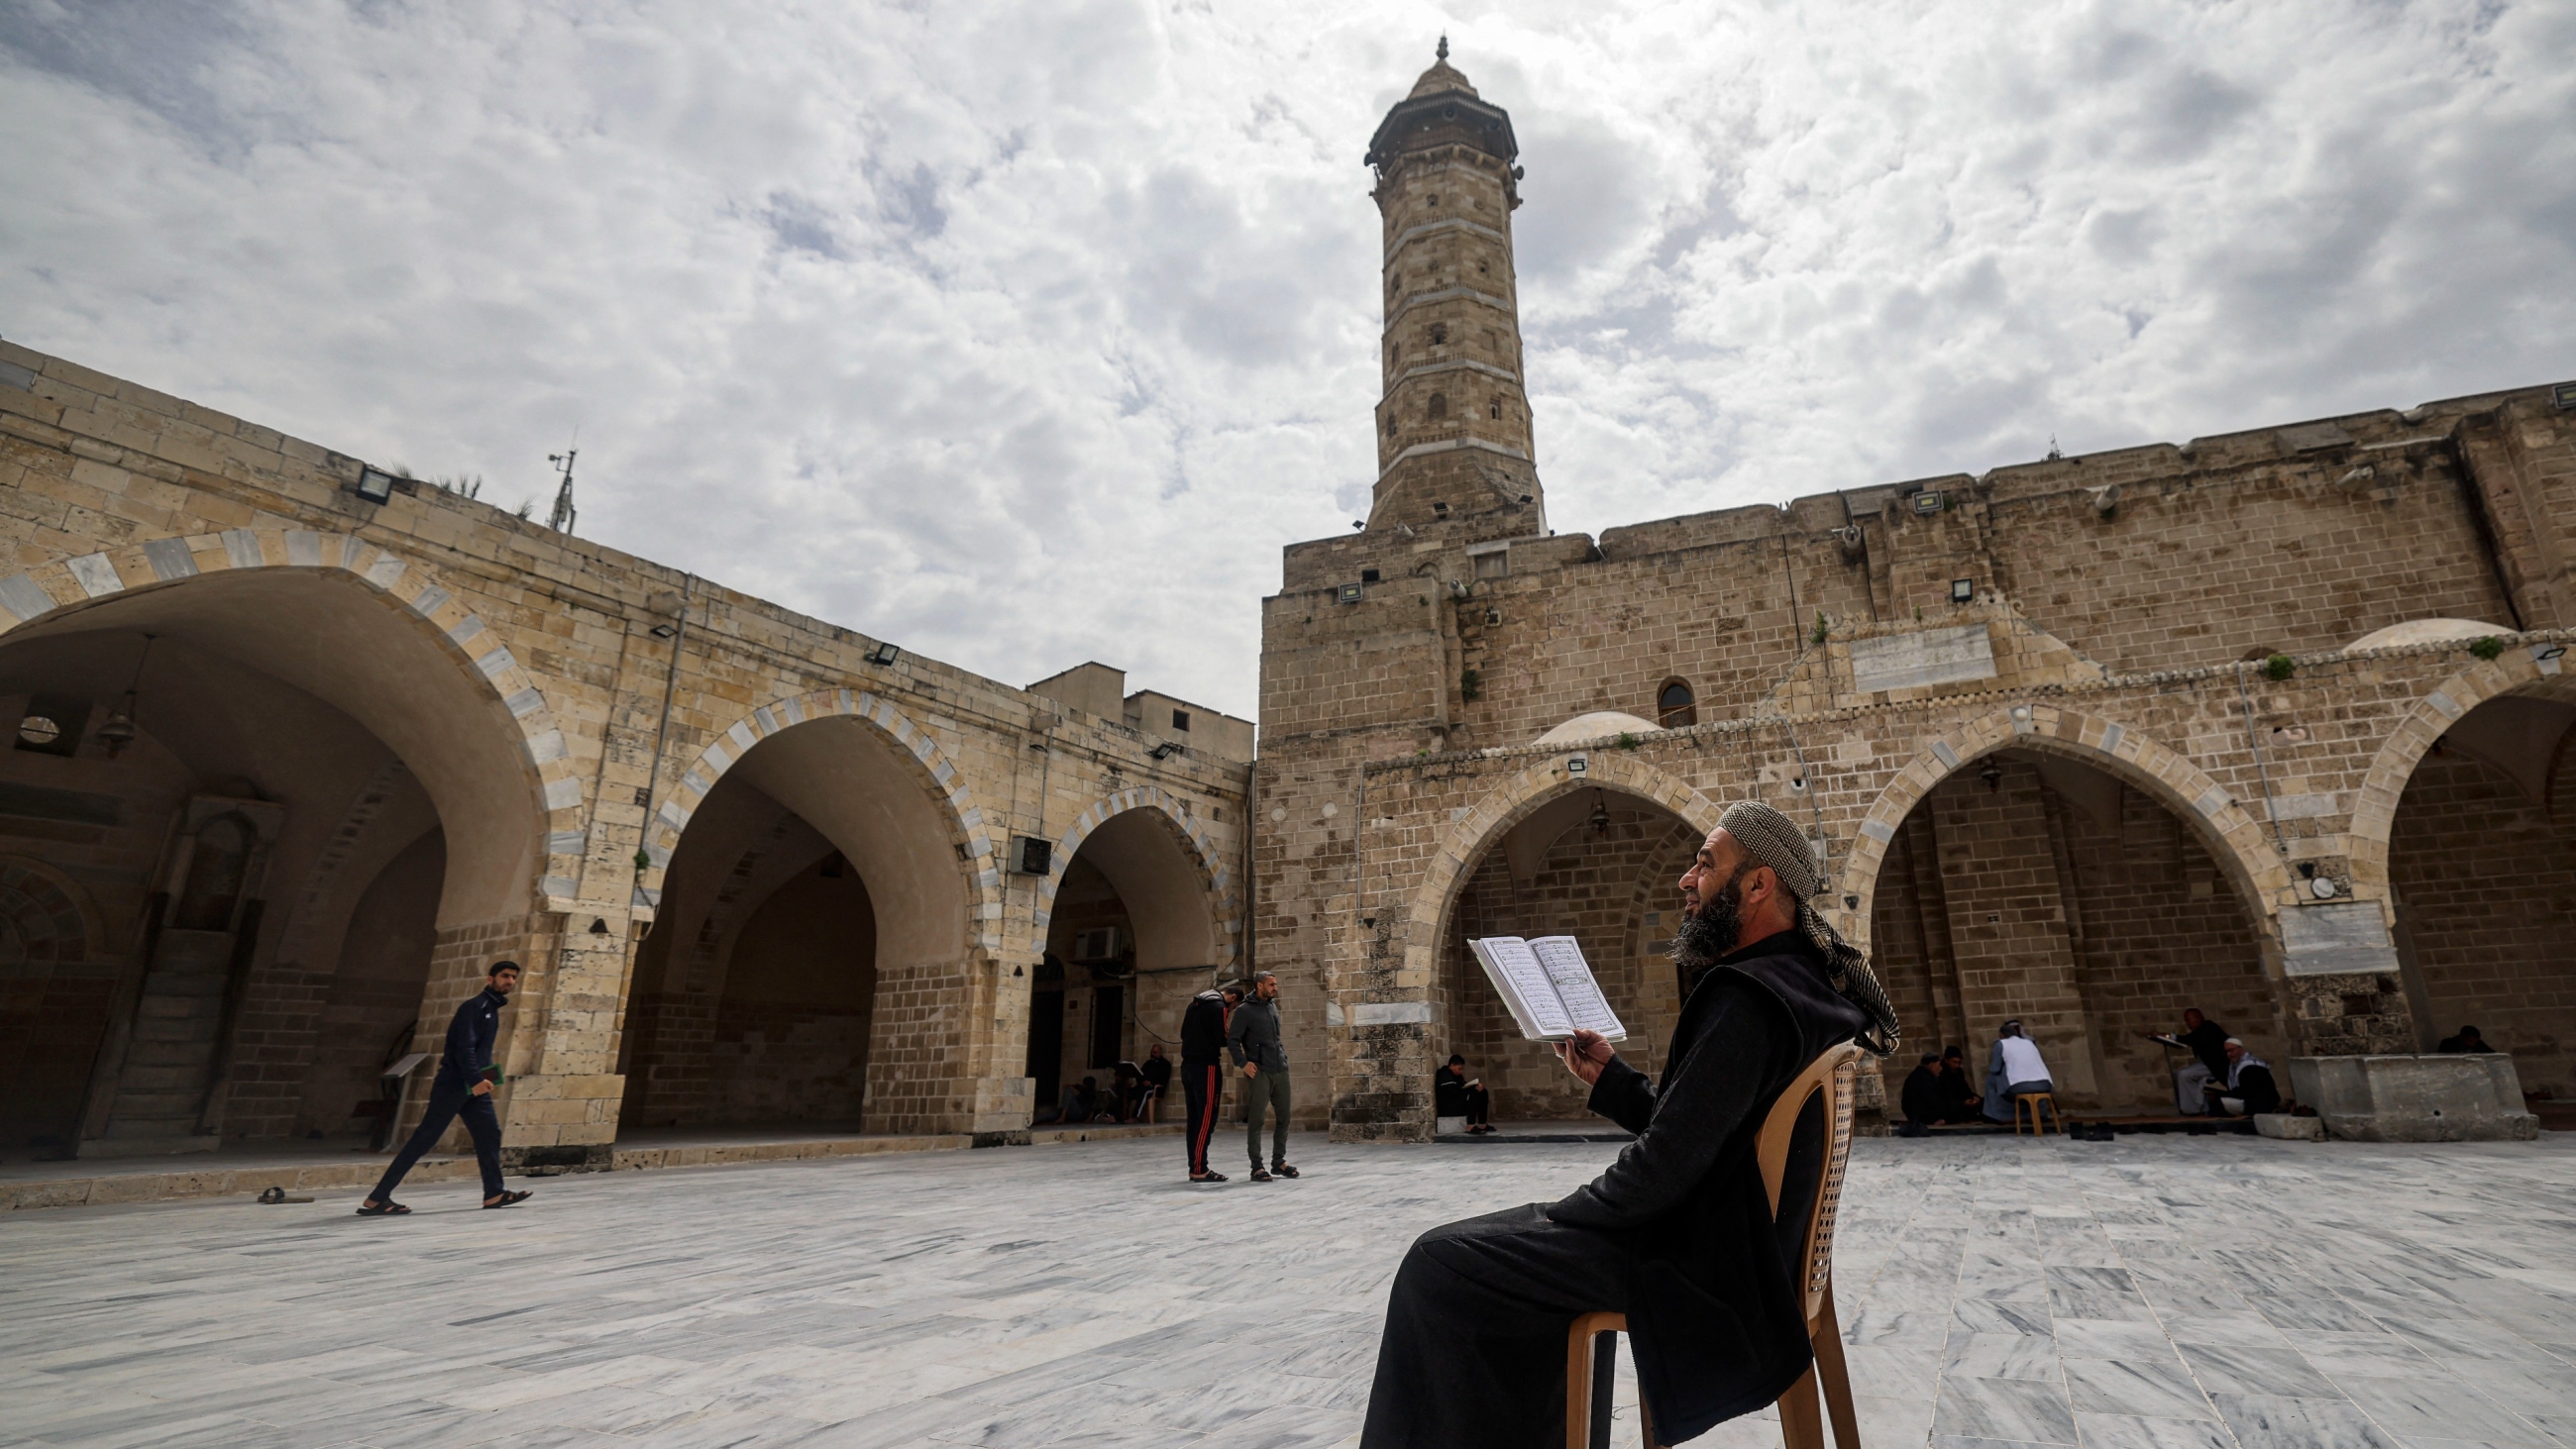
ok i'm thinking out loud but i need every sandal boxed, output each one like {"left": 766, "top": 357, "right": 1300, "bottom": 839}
{"left": 355, "top": 1199, "right": 410, "bottom": 1216}
{"left": 483, "top": 1190, "right": 533, "bottom": 1209}
{"left": 1247, "top": 1167, "right": 1273, "bottom": 1183}
{"left": 1270, "top": 1163, "right": 1301, "bottom": 1179}
{"left": 1191, "top": 1171, "right": 1230, "bottom": 1184}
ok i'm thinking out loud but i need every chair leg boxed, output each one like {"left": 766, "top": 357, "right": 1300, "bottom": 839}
{"left": 1811, "top": 1284, "right": 1863, "bottom": 1449}
{"left": 1777, "top": 1364, "right": 1826, "bottom": 1449}
{"left": 1567, "top": 1319, "right": 1596, "bottom": 1449}
{"left": 1590, "top": 1330, "right": 1619, "bottom": 1449}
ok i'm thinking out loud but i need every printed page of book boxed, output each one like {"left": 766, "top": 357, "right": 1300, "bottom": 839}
{"left": 1469, "top": 936, "right": 1577, "bottom": 1040}
{"left": 1528, "top": 935, "right": 1628, "bottom": 1041}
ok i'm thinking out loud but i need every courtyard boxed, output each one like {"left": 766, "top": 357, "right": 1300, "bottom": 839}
{"left": 4, "top": 1131, "right": 2572, "bottom": 1448}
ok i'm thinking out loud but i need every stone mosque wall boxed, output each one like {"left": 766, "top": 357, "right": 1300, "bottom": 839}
{"left": 0, "top": 340, "right": 1250, "bottom": 1163}
{"left": 1256, "top": 50, "right": 2576, "bottom": 1141}
{"left": 4, "top": 48, "right": 2574, "bottom": 1164}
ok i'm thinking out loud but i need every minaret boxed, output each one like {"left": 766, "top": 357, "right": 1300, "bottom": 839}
{"left": 1363, "top": 39, "right": 1542, "bottom": 535}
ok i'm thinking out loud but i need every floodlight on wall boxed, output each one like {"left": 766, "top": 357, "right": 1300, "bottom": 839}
{"left": 355, "top": 466, "right": 397, "bottom": 504}
{"left": 1336, "top": 582, "right": 1364, "bottom": 603}
{"left": 1150, "top": 742, "right": 1183, "bottom": 760}
{"left": 649, "top": 623, "right": 677, "bottom": 639}
{"left": 2539, "top": 646, "right": 2569, "bottom": 662}
{"left": 1912, "top": 489, "right": 1945, "bottom": 515}
{"left": 1566, "top": 755, "right": 1588, "bottom": 776}
{"left": 867, "top": 641, "right": 902, "bottom": 667}
{"left": 1951, "top": 578, "right": 1976, "bottom": 604}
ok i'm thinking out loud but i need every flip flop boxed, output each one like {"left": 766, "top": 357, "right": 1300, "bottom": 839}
{"left": 356, "top": 1199, "right": 410, "bottom": 1216}
{"left": 483, "top": 1190, "right": 533, "bottom": 1209}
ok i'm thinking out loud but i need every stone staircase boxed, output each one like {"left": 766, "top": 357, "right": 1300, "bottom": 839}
{"left": 86, "top": 929, "right": 236, "bottom": 1157}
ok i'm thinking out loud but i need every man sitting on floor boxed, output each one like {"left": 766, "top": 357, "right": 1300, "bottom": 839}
{"left": 2146, "top": 1007, "right": 2231, "bottom": 1115}
{"left": 2204, "top": 1039, "right": 2281, "bottom": 1117}
{"left": 1436, "top": 1054, "right": 1493, "bottom": 1134}
{"left": 2438, "top": 1024, "right": 2496, "bottom": 1054}
{"left": 1358, "top": 801, "right": 1898, "bottom": 1449}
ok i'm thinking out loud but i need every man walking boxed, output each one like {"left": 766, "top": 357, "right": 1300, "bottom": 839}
{"left": 1179, "top": 981, "right": 1243, "bottom": 1182}
{"left": 1227, "top": 970, "right": 1299, "bottom": 1182}
{"left": 359, "top": 961, "right": 534, "bottom": 1215}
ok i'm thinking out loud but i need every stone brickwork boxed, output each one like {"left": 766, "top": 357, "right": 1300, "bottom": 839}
{"left": 1256, "top": 52, "right": 2576, "bottom": 1142}
{"left": 0, "top": 335, "right": 1247, "bottom": 1159}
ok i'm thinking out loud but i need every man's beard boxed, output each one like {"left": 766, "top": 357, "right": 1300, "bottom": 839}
{"left": 1672, "top": 867, "right": 1747, "bottom": 990}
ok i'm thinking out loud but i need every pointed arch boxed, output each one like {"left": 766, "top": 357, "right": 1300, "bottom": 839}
{"left": 2348, "top": 649, "right": 2563, "bottom": 895}
{"left": 641, "top": 687, "right": 1002, "bottom": 957}
{"left": 1841, "top": 703, "right": 2292, "bottom": 949}
{"left": 1036, "top": 783, "right": 1238, "bottom": 969}
{"left": 1398, "top": 750, "right": 1722, "bottom": 982}
{"left": 0, "top": 527, "right": 577, "bottom": 914}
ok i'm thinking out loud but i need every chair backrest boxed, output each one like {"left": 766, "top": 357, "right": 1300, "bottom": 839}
{"left": 1757, "top": 1041, "right": 1863, "bottom": 1325}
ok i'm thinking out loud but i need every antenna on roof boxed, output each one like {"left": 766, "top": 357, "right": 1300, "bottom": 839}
{"left": 546, "top": 429, "right": 580, "bottom": 533}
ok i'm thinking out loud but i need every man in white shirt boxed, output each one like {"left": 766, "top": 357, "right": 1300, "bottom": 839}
{"left": 1989, "top": 1019, "right": 2052, "bottom": 1112}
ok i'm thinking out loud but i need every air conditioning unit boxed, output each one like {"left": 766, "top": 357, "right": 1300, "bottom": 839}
{"left": 1073, "top": 927, "right": 1124, "bottom": 962}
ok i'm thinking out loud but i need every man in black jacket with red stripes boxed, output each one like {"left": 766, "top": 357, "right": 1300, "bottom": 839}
{"left": 1179, "top": 982, "right": 1243, "bottom": 1183}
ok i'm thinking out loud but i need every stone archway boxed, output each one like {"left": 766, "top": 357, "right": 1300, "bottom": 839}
{"left": 0, "top": 531, "right": 578, "bottom": 911}
{"left": 2347, "top": 649, "right": 2560, "bottom": 897}
{"left": 631, "top": 690, "right": 999, "bottom": 1135}
{"left": 1845, "top": 703, "right": 2290, "bottom": 943}
{"left": 1397, "top": 750, "right": 1721, "bottom": 988}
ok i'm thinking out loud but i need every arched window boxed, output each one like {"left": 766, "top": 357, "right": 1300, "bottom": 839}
{"left": 1386, "top": 410, "right": 1399, "bottom": 437}
{"left": 1656, "top": 678, "right": 1696, "bottom": 730}
{"left": 1430, "top": 323, "right": 1448, "bottom": 346}
{"left": 1428, "top": 393, "right": 1449, "bottom": 421}
{"left": 1488, "top": 396, "right": 1503, "bottom": 419}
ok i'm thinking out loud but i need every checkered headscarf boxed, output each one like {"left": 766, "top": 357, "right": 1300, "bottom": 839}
{"left": 1719, "top": 800, "right": 1901, "bottom": 1058}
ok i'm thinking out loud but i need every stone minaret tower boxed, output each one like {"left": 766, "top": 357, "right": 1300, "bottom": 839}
{"left": 1364, "top": 40, "right": 1543, "bottom": 535}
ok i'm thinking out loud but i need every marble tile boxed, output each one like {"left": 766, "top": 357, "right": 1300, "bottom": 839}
{"left": 1956, "top": 1300, "right": 2060, "bottom": 1337}
{"left": 1937, "top": 1376, "right": 2082, "bottom": 1445}
{"left": 2055, "top": 1320, "right": 2179, "bottom": 1360}
{"left": 2074, "top": 1412, "right": 2238, "bottom": 1449}
{"left": 1946, "top": 1332, "right": 2066, "bottom": 1383}
{"left": 2336, "top": 1381, "right": 2553, "bottom": 1446}
{"left": 2213, "top": 1394, "right": 2408, "bottom": 1449}
{"left": 2177, "top": 1344, "right": 2339, "bottom": 1397}
{"left": 2064, "top": 1358, "right": 2218, "bottom": 1419}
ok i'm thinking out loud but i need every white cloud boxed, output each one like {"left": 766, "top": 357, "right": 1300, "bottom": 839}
{"left": 3, "top": 0, "right": 2570, "bottom": 717}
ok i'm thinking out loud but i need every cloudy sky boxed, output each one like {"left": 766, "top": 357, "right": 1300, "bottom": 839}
{"left": 4, "top": 1, "right": 2571, "bottom": 717}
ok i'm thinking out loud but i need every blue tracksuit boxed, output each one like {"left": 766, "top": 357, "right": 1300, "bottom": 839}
{"left": 372, "top": 986, "right": 509, "bottom": 1199}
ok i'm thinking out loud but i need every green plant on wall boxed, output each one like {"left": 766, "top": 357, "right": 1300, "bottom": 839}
{"left": 2263, "top": 654, "right": 2297, "bottom": 681}
{"left": 1460, "top": 668, "right": 1482, "bottom": 702}
{"left": 1616, "top": 732, "right": 1639, "bottom": 751}
{"left": 1811, "top": 611, "right": 1829, "bottom": 646}
{"left": 2469, "top": 636, "right": 2506, "bottom": 661}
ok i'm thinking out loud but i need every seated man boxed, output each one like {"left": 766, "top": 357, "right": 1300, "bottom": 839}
{"left": 1140, "top": 1043, "right": 1173, "bottom": 1123}
{"left": 1935, "top": 1046, "right": 1983, "bottom": 1121}
{"left": 2438, "top": 1024, "right": 2496, "bottom": 1054}
{"left": 1056, "top": 1076, "right": 1102, "bottom": 1124}
{"left": 1360, "top": 801, "right": 1897, "bottom": 1449}
{"left": 1985, "top": 1019, "right": 2052, "bottom": 1120}
{"left": 2204, "top": 1039, "right": 2281, "bottom": 1116}
{"left": 1435, "top": 1054, "right": 1493, "bottom": 1134}
{"left": 1900, "top": 1051, "right": 1944, "bottom": 1132}
{"left": 2145, "top": 1007, "right": 2230, "bottom": 1114}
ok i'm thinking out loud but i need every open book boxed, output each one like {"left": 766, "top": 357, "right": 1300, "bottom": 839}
{"left": 1468, "top": 936, "right": 1627, "bottom": 1043}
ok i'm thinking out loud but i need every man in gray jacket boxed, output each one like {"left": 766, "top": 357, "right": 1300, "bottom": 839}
{"left": 1226, "top": 971, "right": 1300, "bottom": 1182}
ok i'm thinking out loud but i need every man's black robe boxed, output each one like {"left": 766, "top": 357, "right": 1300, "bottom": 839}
{"left": 1359, "top": 929, "right": 1871, "bottom": 1448}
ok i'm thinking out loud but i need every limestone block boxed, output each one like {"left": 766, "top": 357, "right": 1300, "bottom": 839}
{"left": 2253, "top": 1113, "right": 2324, "bottom": 1141}
{"left": 2285, "top": 1055, "right": 2541, "bottom": 1142}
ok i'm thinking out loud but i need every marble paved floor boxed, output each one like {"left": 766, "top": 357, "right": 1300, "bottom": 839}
{"left": 3, "top": 1130, "right": 2571, "bottom": 1448}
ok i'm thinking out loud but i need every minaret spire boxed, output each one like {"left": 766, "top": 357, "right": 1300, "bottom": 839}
{"left": 1360, "top": 48, "right": 1540, "bottom": 534}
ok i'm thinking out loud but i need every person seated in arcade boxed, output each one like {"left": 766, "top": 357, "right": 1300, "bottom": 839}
{"left": 1435, "top": 1054, "right": 1493, "bottom": 1134}
{"left": 1358, "top": 801, "right": 1898, "bottom": 1449}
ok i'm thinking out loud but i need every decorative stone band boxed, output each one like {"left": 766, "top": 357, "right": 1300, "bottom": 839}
{"left": 0, "top": 527, "right": 586, "bottom": 911}
{"left": 640, "top": 687, "right": 1003, "bottom": 952}
{"left": 1028, "top": 781, "right": 1239, "bottom": 968}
